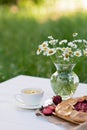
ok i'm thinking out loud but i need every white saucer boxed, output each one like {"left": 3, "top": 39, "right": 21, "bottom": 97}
{"left": 15, "top": 96, "right": 53, "bottom": 110}
{"left": 15, "top": 99, "right": 42, "bottom": 110}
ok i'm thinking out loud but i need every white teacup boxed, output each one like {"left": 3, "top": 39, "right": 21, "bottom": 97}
{"left": 15, "top": 88, "right": 44, "bottom": 106}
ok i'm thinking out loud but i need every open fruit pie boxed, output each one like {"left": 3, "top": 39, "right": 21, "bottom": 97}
{"left": 55, "top": 96, "right": 87, "bottom": 123}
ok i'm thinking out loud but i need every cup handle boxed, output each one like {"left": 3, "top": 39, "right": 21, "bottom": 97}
{"left": 15, "top": 94, "right": 24, "bottom": 104}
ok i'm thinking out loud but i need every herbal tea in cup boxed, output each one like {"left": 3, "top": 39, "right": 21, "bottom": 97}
{"left": 15, "top": 88, "right": 44, "bottom": 106}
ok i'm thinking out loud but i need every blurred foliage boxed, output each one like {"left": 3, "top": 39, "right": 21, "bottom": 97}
{"left": 0, "top": 4, "right": 87, "bottom": 83}
{"left": 0, "top": 0, "right": 45, "bottom": 5}
{"left": 31, "top": 0, "right": 45, "bottom": 4}
{"left": 0, "top": 0, "right": 17, "bottom": 4}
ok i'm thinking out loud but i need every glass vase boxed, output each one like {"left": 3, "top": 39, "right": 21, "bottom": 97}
{"left": 50, "top": 63, "right": 79, "bottom": 100}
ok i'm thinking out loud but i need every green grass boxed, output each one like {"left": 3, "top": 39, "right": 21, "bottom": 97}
{"left": 0, "top": 6, "right": 87, "bottom": 83}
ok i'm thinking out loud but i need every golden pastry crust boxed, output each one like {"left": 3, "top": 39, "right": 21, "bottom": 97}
{"left": 55, "top": 96, "right": 87, "bottom": 123}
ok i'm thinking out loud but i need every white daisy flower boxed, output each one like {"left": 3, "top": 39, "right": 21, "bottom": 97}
{"left": 73, "top": 33, "right": 78, "bottom": 37}
{"left": 77, "top": 39, "right": 82, "bottom": 43}
{"left": 36, "top": 45, "right": 42, "bottom": 55}
{"left": 59, "top": 40, "right": 67, "bottom": 45}
{"left": 63, "top": 47, "right": 71, "bottom": 53}
{"left": 56, "top": 47, "right": 62, "bottom": 51}
{"left": 43, "top": 47, "right": 49, "bottom": 55}
{"left": 68, "top": 42, "right": 73, "bottom": 46}
{"left": 68, "top": 42, "right": 77, "bottom": 48}
{"left": 83, "top": 39, "right": 87, "bottom": 44}
{"left": 41, "top": 41, "right": 48, "bottom": 49}
{"left": 73, "top": 39, "right": 82, "bottom": 43}
{"left": 83, "top": 49, "right": 87, "bottom": 56}
{"left": 37, "top": 33, "right": 87, "bottom": 64}
{"left": 62, "top": 47, "right": 70, "bottom": 61}
{"left": 46, "top": 48, "right": 56, "bottom": 56}
{"left": 74, "top": 50, "right": 82, "bottom": 57}
{"left": 63, "top": 52, "right": 69, "bottom": 61}
{"left": 61, "top": 47, "right": 66, "bottom": 52}
{"left": 48, "top": 36, "right": 54, "bottom": 40}
{"left": 36, "top": 42, "right": 48, "bottom": 55}
{"left": 73, "top": 44, "right": 77, "bottom": 48}
{"left": 49, "top": 39, "right": 58, "bottom": 45}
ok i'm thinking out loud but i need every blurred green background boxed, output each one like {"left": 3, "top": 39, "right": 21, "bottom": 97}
{"left": 0, "top": 0, "right": 87, "bottom": 83}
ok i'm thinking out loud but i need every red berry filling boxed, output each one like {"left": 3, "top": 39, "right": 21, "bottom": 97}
{"left": 74, "top": 100, "right": 87, "bottom": 112}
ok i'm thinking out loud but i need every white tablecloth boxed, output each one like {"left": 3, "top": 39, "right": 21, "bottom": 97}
{"left": 0, "top": 75, "right": 87, "bottom": 130}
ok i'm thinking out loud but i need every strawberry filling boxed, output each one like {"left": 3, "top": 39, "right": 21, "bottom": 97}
{"left": 74, "top": 100, "right": 87, "bottom": 112}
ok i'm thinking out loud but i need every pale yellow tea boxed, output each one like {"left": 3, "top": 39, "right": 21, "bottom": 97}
{"left": 23, "top": 89, "right": 41, "bottom": 94}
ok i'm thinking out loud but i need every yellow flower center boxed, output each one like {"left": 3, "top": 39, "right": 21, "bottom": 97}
{"left": 49, "top": 50, "right": 53, "bottom": 54}
{"left": 65, "top": 53, "right": 69, "bottom": 58}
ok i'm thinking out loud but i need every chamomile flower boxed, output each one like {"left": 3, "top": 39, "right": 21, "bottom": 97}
{"left": 37, "top": 33, "right": 87, "bottom": 64}
{"left": 59, "top": 40, "right": 67, "bottom": 45}
{"left": 36, "top": 41, "right": 48, "bottom": 55}
{"left": 48, "top": 36, "right": 54, "bottom": 40}
{"left": 68, "top": 42, "right": 77, "bottom": 48}
{"left": 62, "top": 47, "right": 71, "bottom": 54}
{"left": 63, "top": 52, "right": 69, "bottom": 61}
{"left": 49, "top": 39, "right": 58, "bottom": 45}
{"left": 73, "top": 33, "right": 78, "bottom": 37}
{"left": 74, "top": 50, "right": 82, "bottom": 57}
{"left": 36, "top": 45, "right": 42, "bottom": 55}
{"left": 83, "top": 49, "right": 87, "bottom": 56}
{"left": 46, "top": 48, "right": 56, "bottom": 56}
{"left": 83, "top": 39, "right": 87, "bottom": 44}
{"left": 41, "top": 41, "right": 48, "bottom": 49}
{"left": 62, "top": 47, "right": 71, "bottom": 61}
